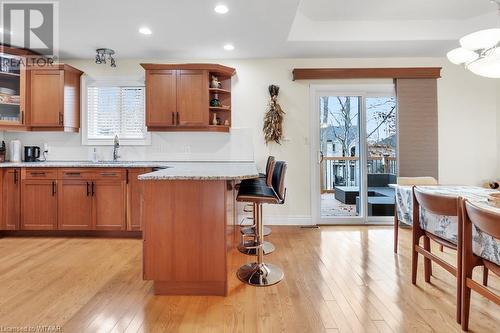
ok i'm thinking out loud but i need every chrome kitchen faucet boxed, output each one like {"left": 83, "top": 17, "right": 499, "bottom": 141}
{"left": 113, "top": 135, "right": 120, "bottom": 161}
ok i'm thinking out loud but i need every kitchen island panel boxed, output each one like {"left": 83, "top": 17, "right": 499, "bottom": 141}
{"left": 142, "top": 179, "right": 229, "bottom": 296}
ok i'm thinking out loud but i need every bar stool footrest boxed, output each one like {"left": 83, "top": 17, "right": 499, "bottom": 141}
{"left": 240, "top": 226, "right": 272, "bottom": 237}
{"left": 237, "top": 262, "right": 284, "bottom": 286}
{"left": 238, "top": 241, "right": 275, "bottom": 255}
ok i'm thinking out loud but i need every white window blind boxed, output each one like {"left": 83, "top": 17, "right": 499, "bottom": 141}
{"left": 87, "top": 85, "right": 147, "bottom": 141}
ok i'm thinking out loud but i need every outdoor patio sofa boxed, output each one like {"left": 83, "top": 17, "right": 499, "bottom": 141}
{"left": 334, "top": 173, "right": 397, "bottom": 216}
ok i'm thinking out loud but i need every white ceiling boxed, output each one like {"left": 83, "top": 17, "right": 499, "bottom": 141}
{"left": 6, "top": 0, "right": 500, "bottom": 59}
{"left": 299, "top": 0, "right": 494, "bottom": 21}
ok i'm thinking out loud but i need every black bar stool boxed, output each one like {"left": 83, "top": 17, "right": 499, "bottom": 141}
{"left": 238, "top": 156, "right": 275, "bottom": 255}
{"left": 236, "top": 160, "right": 287, "bottom": 286}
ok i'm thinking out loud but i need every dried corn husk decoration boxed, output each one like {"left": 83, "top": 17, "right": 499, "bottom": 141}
{"left": 263, "top": 85, "right": 285, "bottom": 144}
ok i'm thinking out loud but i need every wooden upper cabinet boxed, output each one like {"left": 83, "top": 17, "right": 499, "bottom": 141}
{"left": 30, "top": 69, "right": 64, "bottom": 126}
{"left": 2, "top": 168, "right": 20, "bottom": 230}
{"left": 176, "top": 70, "right": 208, "bottom": 126}
{"left": 141, "top": 63, "right": 235, "bottom": 132}
{"left": 29, "top": 64, "right": 83, "bottom": 132}
{"left": 146, "top": 70, "right": 177, "bottom": 127}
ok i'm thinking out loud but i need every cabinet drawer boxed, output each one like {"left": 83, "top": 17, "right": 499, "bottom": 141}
{"left": 24, "top": 168, "right": 57, "bottom": 180}
{"left": 93, "top": 169, "right": 126, "bottom": 180}
{"left": 59, "top": 169, "right": 94, "bottom": 180}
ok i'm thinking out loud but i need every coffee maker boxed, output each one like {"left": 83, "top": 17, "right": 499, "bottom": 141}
{"left": 24, "top": 146, "right": 41, "bottom": 162}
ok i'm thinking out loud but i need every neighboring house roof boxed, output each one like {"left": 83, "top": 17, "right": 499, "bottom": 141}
{"left": 374, "top": 133, "right": 396, "bottom": 147}
{"left": 322, "top": 126, "right": 396, "bottom": 148}
{"left": 320, "top": 125, "right": 358, "bottom": 144}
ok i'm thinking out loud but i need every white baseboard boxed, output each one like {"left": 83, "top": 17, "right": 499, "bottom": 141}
{"left": 264, "top": 215, "right": 313, "bottom": 226}
{"left": 237, "top": 215, "right": 309, "bottom": 226}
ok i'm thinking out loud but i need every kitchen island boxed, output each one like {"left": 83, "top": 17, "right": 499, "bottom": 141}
{"left": 138, "top": 162, "right": 258, "bottom": 296}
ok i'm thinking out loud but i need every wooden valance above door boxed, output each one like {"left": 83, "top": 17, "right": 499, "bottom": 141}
{"left": 292, "top": 67, "right": 441, "bottom": 80}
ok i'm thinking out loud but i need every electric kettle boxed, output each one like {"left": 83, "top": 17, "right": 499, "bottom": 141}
{"left": 24, "top": 146, "right": 41, "bottom": 162}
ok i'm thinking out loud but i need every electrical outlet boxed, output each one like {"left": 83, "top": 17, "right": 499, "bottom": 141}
{"left": 184, "top": 145, "right": 191, "bottom": 154}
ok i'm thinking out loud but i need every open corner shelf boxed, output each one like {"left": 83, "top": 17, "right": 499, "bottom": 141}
{"left": 207, "top": 125, "right": 230, "bottom": 133}
{"left": 209, "top": 88, "right": 231, "bottom": 94}
{"left": 209, "top": 107, "right": 231, "bottom": 111}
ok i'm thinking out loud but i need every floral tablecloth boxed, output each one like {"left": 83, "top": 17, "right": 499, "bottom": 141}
{"left": 394, "top": 185, "right": 500, "bottom": 265}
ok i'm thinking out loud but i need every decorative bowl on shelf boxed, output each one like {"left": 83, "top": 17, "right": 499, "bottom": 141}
{"left": 487, "top": 192, "right": 500, "bottom": 208}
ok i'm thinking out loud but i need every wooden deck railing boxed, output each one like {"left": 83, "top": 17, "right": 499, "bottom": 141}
{"left": 320, "top": 156, "right": 396, "bottom": 193}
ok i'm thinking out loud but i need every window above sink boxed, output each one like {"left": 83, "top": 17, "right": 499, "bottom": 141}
{"left": 82, "top": 77, "right": 151, "bottom": 146}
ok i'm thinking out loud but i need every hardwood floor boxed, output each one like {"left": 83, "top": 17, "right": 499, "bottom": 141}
{"left": 0, "top": 226, "right": 498, "bottom": 332}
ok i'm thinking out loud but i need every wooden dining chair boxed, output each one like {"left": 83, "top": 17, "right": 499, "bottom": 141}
{"left": 461, "top": 200, "right": 500, "bottom": 331}
{"left": 394, "top": 176, "right": 438, "bottom": 253}
{"left": 412, "top": 186, "right": 463, "bottom": 323}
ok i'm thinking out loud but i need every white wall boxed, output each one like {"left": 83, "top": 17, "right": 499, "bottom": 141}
{"left": 3, "top": 57, "right": 499, "bottom": 223}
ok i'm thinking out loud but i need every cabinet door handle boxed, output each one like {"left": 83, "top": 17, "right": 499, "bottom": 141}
{"left": 126, "top": 169, "right": 129, "bottom": 184}
{"left": 52, "top": 181, "right": 56, "bottom": 196}
{"left": 66, "top": 172, "right": 81, "bottom": 176}
{"left": 13, "top": 170, "right": 18, "bottom": 184}
{"left": 58, "top": 112, "right": 63, "bottom": 125}
{"left": 30, "top": 172, "right": 46, "bottom": 176}
{"left": 20, "top": 110, "right": 24, "bottom": 124}
{"left": 100, "top": 172, "right": 117, "bottom": 177}
{"left": 176, "top": 112, "right": 180, "bottom": 125}
{"left": 91, "top": 182, "right": 95, "bottom": 196}
{"left": 171, "top": 112, "right": 174, "bottom": 125}
{"left": 86, "top": 182, "right": 90, "bottom": 196}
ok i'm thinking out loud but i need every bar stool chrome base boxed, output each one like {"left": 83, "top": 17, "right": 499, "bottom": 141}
{"left": 238, "top": 240, "right": 275, "bottom": 255}
{"left": 237, "top": 262, "right": 284, "bottom": 286}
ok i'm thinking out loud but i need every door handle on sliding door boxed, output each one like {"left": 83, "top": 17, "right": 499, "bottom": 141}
{"left": 318, "top": 151, "right": 324, "bottom": 164}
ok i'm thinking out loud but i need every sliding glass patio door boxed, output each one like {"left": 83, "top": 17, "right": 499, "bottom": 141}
{"left": 311, "top": 85, "right": 397, "bottom": 224}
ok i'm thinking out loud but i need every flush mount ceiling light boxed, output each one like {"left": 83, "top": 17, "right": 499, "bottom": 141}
{"left": 214, "top": 4, "right": 229, "bottom": 14}
{"left": 139, "top": 27, "right": 152, "bottom": 35}
{"left": 223, "top": 43, "right": 234, "bottom": 51}
{"left": 447, "top": 0, "right": 500, "bottom": 78}
{"left": 95, "top": 48, "right": 116, "bottom": 68}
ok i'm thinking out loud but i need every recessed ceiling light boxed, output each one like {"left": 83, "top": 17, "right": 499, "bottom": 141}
{"left": 223, "top": 44, "right": 234, "bottom": 51}
{"left": 214, "top": 4, "right": 229, "bottom": 14}
{"left": 139, "top": 27, "right": 152, "bottom": 35}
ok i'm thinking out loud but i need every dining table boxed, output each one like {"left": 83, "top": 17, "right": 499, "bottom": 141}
{"left": 391, "top": 185, "right": 500, "bottom": 265}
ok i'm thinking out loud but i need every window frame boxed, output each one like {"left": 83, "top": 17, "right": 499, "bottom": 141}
{"left": 81, "top": 75, "right": 151, "bottom": 146}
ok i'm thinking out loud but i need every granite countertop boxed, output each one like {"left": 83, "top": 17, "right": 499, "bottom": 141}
{"left": 138, "top": 162, "right": 259, "bottom": 180}
{"left": 0, "top": 161, "right": 177, "bottom": 168}
{"left": 0, "top": 160, "right": 259, "bottom": 180}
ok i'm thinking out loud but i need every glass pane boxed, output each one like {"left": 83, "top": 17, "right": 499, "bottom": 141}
{"left": 320, "top": 96, "right": 361, "bottom": 218}
{"left": 365, "top": 96, "right": 397, "bottom": 217}
{"left": 0, "top": 55, "right": 21, "bottom": 123}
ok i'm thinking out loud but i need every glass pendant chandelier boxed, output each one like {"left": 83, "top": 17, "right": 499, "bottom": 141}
{"left": 447, "top": 0, "right": 500, "bottom": 78}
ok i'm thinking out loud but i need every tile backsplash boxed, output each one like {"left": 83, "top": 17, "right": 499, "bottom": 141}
{"left": 2, "top": 127, "right": 254, "bottom": 162}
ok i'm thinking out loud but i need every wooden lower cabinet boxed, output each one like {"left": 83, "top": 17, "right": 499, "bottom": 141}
{"left": 58, "top": 180, "right": 92, "bottom": 230}
{"left": 1, "top": 167, "right": 140, "bottom": 232}
{"left": 127, "top": 168, "right": 150, "bottom": 231}
{"left": 21, "top": 179, "right": 58, "bottom": 230}
{"left": 93, "top": 180, "right": 126, "bottom": 231}
{"left": 2, "top": 168, "right": 21, "bottom": 230}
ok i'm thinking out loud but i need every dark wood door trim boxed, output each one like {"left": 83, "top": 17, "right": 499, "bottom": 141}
{"left": 292, "top": 67, "right": 442, "bottom": 80}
